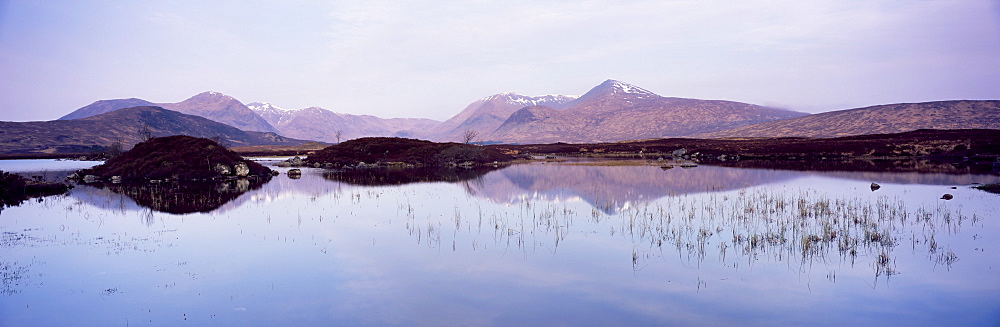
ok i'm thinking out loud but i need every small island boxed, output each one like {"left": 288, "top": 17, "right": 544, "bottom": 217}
{"left": 79, "top": 135, "right": 273, "bottom": 182}
{"left": 70, "top": 135, "right": 275, "bottom": 214}
{"left": 304, "top": 137, "right": 517, "bottom": 168}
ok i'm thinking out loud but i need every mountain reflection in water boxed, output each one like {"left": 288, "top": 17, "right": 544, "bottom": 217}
{"left": 64, "top": 163, "right": 999, "bottom": 216}
{"left": 467, "top": 164, "right": 798, "bottom": 214}
{"left": 1, "top": 160, "right": 997, "bottom": 326}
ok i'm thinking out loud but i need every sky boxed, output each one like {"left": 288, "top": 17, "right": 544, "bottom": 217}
{"left": 1, "top": 0, "right": 999, "bottom": 122}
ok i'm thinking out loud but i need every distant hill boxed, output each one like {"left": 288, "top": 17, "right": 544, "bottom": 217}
{"left": 486, "top": 80, "right": 807, "bottom": 143}
{"left": 158, "top": 92, "right": 278, "bottom": 133}
{"left": 59, "top": 92, "right": 279, "bottom": 133}
{"left": 0, "top": 106, "right": 307, "bottom": 154}
{"left": 426, "top": 93, "right": 577, "bottom": 142}
{"left": 246, "top": 102, "right": 440, "bottom": 143}
{"left": 58, "top": 98, "right": 157, "bottom": 120}
{"left": 697, "top": 100, "right": 1000, "bottom": 138}
{"left": 50, "top": 82, "right": 996, "bottom": 146}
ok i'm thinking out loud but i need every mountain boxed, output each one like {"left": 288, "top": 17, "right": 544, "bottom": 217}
{"left": 59, "top": 98, "right": 157, "bottom": 120}
{"left": 158, "top": 92, "right": 278, "bottom": 133}
{"left": 246, "top": 102, "right": 440, "bottom": 143}
{"left": 697, "top": 100, "right": 1000, "bottom": 138}
{"left": 0, "top": 106, "right": 307, "bottom": 154}
{"left": 59, "top": 92, "right": 279, "bottom": 134}
{"left": 246, "top": 102, "right": 296, "bottom": 127}
{"left": 426, "top": 93, "right": 577, "bottom": 142}
{"left": 486, "top": 80, "right": 807, "bottom": 143}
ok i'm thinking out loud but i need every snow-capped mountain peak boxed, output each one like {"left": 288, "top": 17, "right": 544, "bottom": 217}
{"left": 196, "top": 91, "right": 236, "bottom": 101}
{"left": 247, "top": 102, "right": 303, "bottom": 127}
{"left": 572, "top": 79, "right": 660, "bottom": 104}
{"left": 482, "top": 93, "right": 578, "bottom": 108}
{"left": 604, "top": 80, "right": 656, "bottom": 97}
{"left": 247, "top": 102, "right": 297, "bottom": 113}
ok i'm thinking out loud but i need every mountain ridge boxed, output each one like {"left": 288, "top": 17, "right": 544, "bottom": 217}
{"left": 0, "top": 106, "right": 308, "bottom": 154}
{"left": 46, "top": 80, "right": 1000, "bottom": 145}
{"left": 247, "top": 102, "right": 440, "bottom": 143}
{"left": 59, "top": 98, "right": 157, "bottom": 120}
{"left": 60, "top": 92, "right": 279, "bottom": 134}
{"left": 158, "top": 91, "right": 279, "bottom": 133}
{"left": 697, "top": 100, "right": 1000, "bottom": 138}
{"left": 487, "top": 79, "right": 808, "bottom": 143}
{"left": 426, "top": 93, "right": 578, "bottom": 142}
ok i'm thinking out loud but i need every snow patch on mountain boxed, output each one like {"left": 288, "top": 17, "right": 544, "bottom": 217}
{"left": 606, "top": 80, "right": 656, "bottom": 98}
{"left": 247, "top": 102, "right": 304, "bottom": 126}
{"left": 247, "top": 102, "right": 298, "bottom": 113}
{"left": 482, "top": 93, "right": 578, "bottom": 107}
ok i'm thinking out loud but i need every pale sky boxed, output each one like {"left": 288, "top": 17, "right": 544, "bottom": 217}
{"left": 1, "top": 0, "right": 999, "bottom": 122}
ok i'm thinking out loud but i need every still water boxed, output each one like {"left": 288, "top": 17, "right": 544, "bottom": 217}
{"left": 1, "top": 160, "right": 998, "bottom": 326}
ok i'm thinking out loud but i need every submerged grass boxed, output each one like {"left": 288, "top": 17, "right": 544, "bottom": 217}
{"left": 383, "top": 182, "right": 973, "bottom": 286}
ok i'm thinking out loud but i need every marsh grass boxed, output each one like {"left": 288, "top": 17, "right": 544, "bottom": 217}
{"left": 385, "top": 182, "right": 973, "bottom": 286}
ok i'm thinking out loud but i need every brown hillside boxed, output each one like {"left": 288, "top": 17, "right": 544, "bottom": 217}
{"left": 159, "top": 91, "right": 278, "bottom": 133}
{"left": 488, "top": 80, "right": 806, "bottom": 143}
{"left": 0, "top": 106, "right": 308, "bottom": 154}
{"left": 698, "top": 100, "right": 1000, "bottom": 138}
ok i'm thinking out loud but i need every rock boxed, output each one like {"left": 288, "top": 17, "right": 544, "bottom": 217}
{"left": 111, "top": 176, "right": 122, "bottom": 184}
{"left": 233, "top": 162, "right": 250, "bottom": 177}
{"left": 870, "top": 183, "right": 881, "bottom": 191}
{"left": 287, "top": 169, "right": 302, "bottom": 179}
{"left": 235, "top": 179, "right": 249, "bottom": 192}
{"left": 940, "top": 194, "right": 954, "bottom": 200}
{"left": 215, "top": 182, "right": 231, "bottom": 192}
{"left": 83, "top": 175, "right": 99, "bottom": 183}
{"left": 213, "top": 163, "right": 232, "bottom": 176}
{"left": 288, "top": 156, "right": 304, "bottom": 166}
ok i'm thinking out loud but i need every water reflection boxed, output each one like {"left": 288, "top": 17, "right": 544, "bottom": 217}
{"left": 467, "top": 164, "right": 798, "bottom": 214}
{"left": 82, "top": 177, "right": 270, "bottom": 214}
{"left": 0, "top": 161, "right": 997, "bottom": 326}
{"left": 716, "top": 158, "right": 998, "bottom": 179}
{"left": 317, "top": 163, "right": 998, "bottom": 216}
{"left": 323, "top": 166, "right": 502, "bottom": 186}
